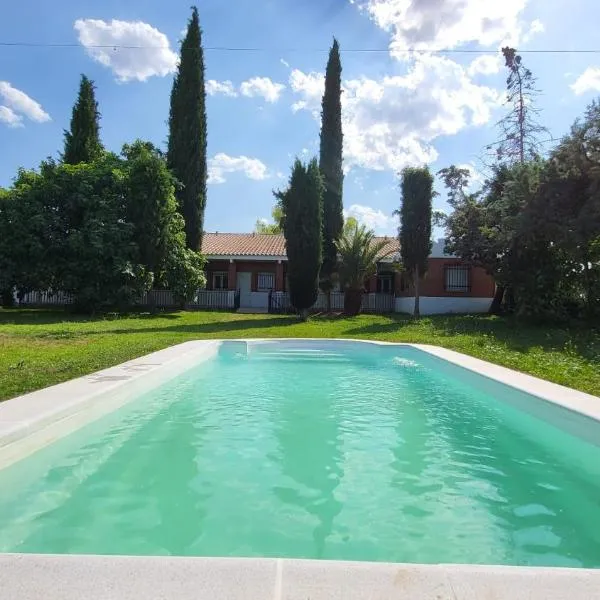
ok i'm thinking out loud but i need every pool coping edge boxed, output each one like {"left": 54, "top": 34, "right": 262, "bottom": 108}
{"left": 1, "top": 554, "right": 599, "bottom": 600}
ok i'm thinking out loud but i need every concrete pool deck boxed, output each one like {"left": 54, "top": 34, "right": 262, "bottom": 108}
{"left": 1, "top": 339, "right": 599, "bottom": 599}
{"left": 1, "top": 554, "right": 600, "bottom": 600}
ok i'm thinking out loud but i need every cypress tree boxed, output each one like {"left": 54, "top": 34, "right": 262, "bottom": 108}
{"left": 63, "top": 75, "right": 103, "bottom": 165}
{"left": 280, "top": 158, "right": 323, "bottom": 320}
{"left": 167, "top": 6, "right": 207, "bottom": 251}
{"left": 399, "top": 167, "right": 433, "bottom": 318}
{"left": 319, "top": 38, "right": 344, "bottom": 309}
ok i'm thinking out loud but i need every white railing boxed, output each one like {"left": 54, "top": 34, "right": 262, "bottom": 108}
{"left": 189, "top": 290, "right": 236, "bottom": 310}
{"left": 312, "top": 292, "right": 345, "bottom": 311}
{"left": 17, "top": 289, "right": 236, "bottom": 310}
{"left": 269, "top": 291, "right": 394, "bottom": 314}
{"left": 361, "top": 293, "right": 394, "bottom": 313}
{"left": 19, "top": 291, "right": 73, "bottom": 305}
{"left": 140, "top": 289, "right": 176, "bottom": 307}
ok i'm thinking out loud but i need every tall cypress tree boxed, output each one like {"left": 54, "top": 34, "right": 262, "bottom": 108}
{"left": 399, "top": 167, "right": 433, "bottom": 318}
{"left": 167, "top": 6, "right": 207, "bottom": 251}
{"left": 279, "top": 158, "right": 323, "bottom": 320}
{"left": 63, "top": 75, "right": 103, "bottom": 165}
{"left": 319, "top": 38, "right": 344, "bottom": 310}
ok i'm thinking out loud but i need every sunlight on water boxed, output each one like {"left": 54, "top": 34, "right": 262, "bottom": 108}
{"left": 0, "top": 341, "right": 599, "bottom": 566}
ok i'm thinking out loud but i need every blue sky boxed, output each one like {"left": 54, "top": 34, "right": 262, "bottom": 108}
{"left": 1, "top": 0, "right": 600, "bottom": 236}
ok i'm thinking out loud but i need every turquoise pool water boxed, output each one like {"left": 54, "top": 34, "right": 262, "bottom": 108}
{"left": 0, "top": 340, "right": 599, "bottom": 566}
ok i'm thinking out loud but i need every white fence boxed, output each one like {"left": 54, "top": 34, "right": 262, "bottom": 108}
{"left": 269, "top": 291, "right": 394, "bottom": 314}
{"left": 18, "top": 291, "right": 73, "bottom": 305}
{"left": 17, "top": 289, "right": 236, "bottom": 310}
{"left": 190, "top": 290, "right": 236, "bottom": 310}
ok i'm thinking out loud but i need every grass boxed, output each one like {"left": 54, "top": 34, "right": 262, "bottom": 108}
{"left": 1, "top": 308, "right": 599, "bottom": 401}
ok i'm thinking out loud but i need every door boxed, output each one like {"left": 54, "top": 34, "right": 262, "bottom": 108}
{"left": 237, "top": 272, "right": 252, "bottom": 308}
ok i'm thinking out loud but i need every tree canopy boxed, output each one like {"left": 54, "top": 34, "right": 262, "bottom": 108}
{"left": 167, "top": 6, "right": 207, "bottom": 251}
{"left": 319, "top": 38, "right": 344, "bottom": 299}
{"left": 278, "top": 158, "right": 323, "bottom": 318}
{"left": 399, "top": 166, "right": 434, "bottom": 317}
{"left": 0, "top": 147, "right": 205, "bottom": 312}
{"left": 63, "top": 75, "right": 104, "bottom": 165}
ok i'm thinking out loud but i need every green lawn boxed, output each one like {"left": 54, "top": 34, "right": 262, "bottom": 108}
{"left": 1, "top": 309, "right": 599, "bottom": 401}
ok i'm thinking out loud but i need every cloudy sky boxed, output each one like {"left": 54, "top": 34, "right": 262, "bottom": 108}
{"left": 1, "top": 0, "right": 599, "bottom": 235}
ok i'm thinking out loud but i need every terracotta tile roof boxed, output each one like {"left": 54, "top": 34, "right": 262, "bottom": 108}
{"left": 201, "top": 232, "right": 400, "bottom": 260}
{"left": 202, "top": 233, "right": 287, "bottom": 257}
{"left": 375, "top": 236, "right": 401, "bottom": 261}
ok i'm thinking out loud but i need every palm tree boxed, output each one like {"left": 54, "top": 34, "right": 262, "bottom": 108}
{"left": 336, "top": 222, "right": 392, "bottom": 316}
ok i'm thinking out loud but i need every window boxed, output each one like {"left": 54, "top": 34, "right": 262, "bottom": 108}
{"left": 212, "top": 272, "right": 228, "bottom": 290}
{"left": 257, "top": 272, "right": 275, "bottom": 291}
{"left": 377, "top": 275, "right": 393, "bottom": 294}
{"left": 445, "top": 265, "right": 470, "bottom": 293}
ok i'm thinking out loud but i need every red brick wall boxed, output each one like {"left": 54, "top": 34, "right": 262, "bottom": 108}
{"left": 205, "top": 259, "right": 286, "bottom": 292}
{"left": 206, "top": 257, "right": 494, "bottom": 298}
{"left": 395, "top": 258, "right": 495, "bottom": 298}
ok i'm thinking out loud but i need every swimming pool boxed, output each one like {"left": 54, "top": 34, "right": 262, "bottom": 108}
{"left": 0, "top": 339, "right": 598, "bottom": 567}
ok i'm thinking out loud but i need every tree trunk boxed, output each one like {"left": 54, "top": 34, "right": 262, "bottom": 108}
{"left": 326, "top": 290, "right": 332, "bottom": 313}
{"left": 505, "top": 286, "right": 516, "bottom": 313}
{"left": 413, "top": 265, "right": 420, "bottom": 318}
{"left": 489, "top": 285, "right": 505, "bottom": 315}
{"left": 0, "top": 287, "right": 15, "bottom": 308}
{"left": 344, "top": 289, "right": 362, "bottom": 316}
{"left": 299, "top": 308, "right": 309, "bottom": 321}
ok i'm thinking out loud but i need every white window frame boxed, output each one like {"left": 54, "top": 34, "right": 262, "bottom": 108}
{"left": 445, "top": 265, "right": 470, "bottom": 293}
{"left": 257, "top": 272, "right": 275, "bottom": 292}
{"left": 212, "top": 271, "right": 228, "bottom": 290}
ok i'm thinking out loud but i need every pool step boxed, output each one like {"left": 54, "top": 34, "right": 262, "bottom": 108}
{"left": 248, "top": 348, "right": 351, "bottom": 363}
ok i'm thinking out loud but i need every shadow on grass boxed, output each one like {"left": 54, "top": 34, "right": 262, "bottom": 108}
{"left": 0, "top": 308, "right": 184, "bottom": 326}
{"left": 345, "top": 313, "right": 600, "bottom": 363}
{"left": 89, "top": 316, "right": 301, "bottom": 336}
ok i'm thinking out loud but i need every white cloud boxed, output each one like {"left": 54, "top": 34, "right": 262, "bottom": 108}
{"left": 344, "top": 204, "right": 396, "bottom": 235}
{"left": 206, "top": 80, "right": 238, "bottom": 97}
{"left": 208, "top": 153, "right": 269, "bottom": 184}
{"left": 290, "top": 54, "right": 501, "bottom": 172}
{"left": 0, "top": 81, "right": 50, "bottom": 124}
{"left": 240, "top": 77, "right": 285, "bottom": 103}
{"left": 74, "top": 18, "right": 177, "bottom": 82}
{"left": 456, "top": 162, "right": 486, "bottom": 190}
{"left": 524, "top": 18, "right": 544, "bottom": 41}
{"left": 280, "top": 58, "right": 290, "bottom": 68}
{"left": 571, "top": 67, "right": 600, "bottom": 96}
{"left": 0, "top": 105, "right": 23, "bottom": 128}
{"left": 359, "top": 0, "right": 527, "bottom": 55}
{"left": 468, "top": 54, "right": 501, "bottom": 76}
{"left": 289, "top": 69, "right": 324, "bottom": 113}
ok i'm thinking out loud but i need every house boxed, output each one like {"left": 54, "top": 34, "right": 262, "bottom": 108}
{"left": 201, "top": 233, "right": 496, "bottom": 314}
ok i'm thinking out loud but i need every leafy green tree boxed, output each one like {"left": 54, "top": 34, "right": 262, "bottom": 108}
{"left": 167, "top": 6, "right": 207, "bottom": 251}
{"left": 0, "top": 169, "right": 59, "bottom": 304}
{"left": 319, "top": 38, "right": 344, "bottom": 309}
{"left": 254, "top": 205, "right": 284, "bottom": 234}
{"left": 337, "top": 222, "right": 390, "bottom": 316}
{"left": 517, "top": 102, "right": 600, "bottom": 319}
{"left": 438, "top": 165, "right": 506, "bottom": 313}
{"left": 399, "top": 167, "right": 434, "bottom": 317}
{"left": 63, "top": 75, "right": 103, "bottom": 165}
{"left": 123, "top": 141, "right": 181, "bottom": 277}
{"left": 278, "top": 158, "right": 323, "bottom": 320}
{"left": 163, "top": 245, "right": 206, "bottom": 305}
{"left": 343, "top": 215, "right": 358, "bottom": 234}
{"left": 50, "top": 157, "right": 152, "bottom": 312}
